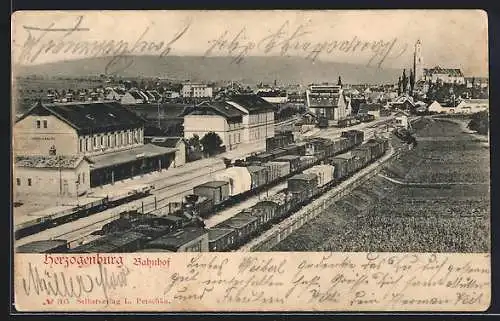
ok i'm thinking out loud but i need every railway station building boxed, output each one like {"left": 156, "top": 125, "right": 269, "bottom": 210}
{"left": 14, "top": 101, "right": 177, "bottom": 193}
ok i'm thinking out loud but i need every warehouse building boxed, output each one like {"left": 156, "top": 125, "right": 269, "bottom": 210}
{"left": 14, "top": 155, "right": 92, "bottom": 198}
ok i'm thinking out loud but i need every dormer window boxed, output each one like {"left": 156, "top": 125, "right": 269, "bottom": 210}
{"left": 85, "top": 114, "right": 95, "bottom": 120}
{"left": 108, "top": 113, "right": 116, "bottom": 118}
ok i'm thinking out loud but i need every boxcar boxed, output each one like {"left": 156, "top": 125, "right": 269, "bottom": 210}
{"left": 193, "top": 181, "right": 230, "bottom": 205}
{"left": 329, "top": 156, "right": 350, "bottom": 180}
{"left": 194, "top": 196, "right": 215, "bottom": 218}
{"left": 274, "top": 155, "right": 302, "bottom": 173}
{"left": 259, "top": 192, "right": 292, "bottom": 221}
{"left": 298, "top": 155, "right": 319, "bottom": 170}
{"left": 352, "top": 145, "right": 372, "bottom": 164}
{"left": 335, "top": 153, "right": 357, "bottom": 175}
{"left": 245, "top": 165, "right": 269, "bottom": 189}
{"left": 263, "top": 161, "right": 291, "bottom": 182}
{"left": 214, "top": 167, "right": 252, "bottom": 197}
{"left": 144, "top": 227, "right": 209, "bottom": 252}
{"left": 287, "top": 173, "right": 319, "bottom": 198}
{"left": 269, "top": 148, "right": 289, "bottom": 159}
{"left": 208, "top": 228, "right": 237, "bottom": 252}
{"left": 246, "top": 152, "right": 274, "bottom": 163}
{"left": 303, "top": 164, "right": 335, "bottom": 188}
{"left": 216, "top": 213, "right": 259, "bottom": 246}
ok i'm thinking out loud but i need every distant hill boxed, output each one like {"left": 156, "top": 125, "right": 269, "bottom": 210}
{"left": 14, "top": 55, "right": 402, "bottom": 85}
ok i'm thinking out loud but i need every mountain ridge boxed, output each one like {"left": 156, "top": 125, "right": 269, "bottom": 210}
{"left": 14, "top": 55, "right": 405, "bottom": 85}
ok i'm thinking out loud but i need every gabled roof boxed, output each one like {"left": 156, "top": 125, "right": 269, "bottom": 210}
{"left": 128, "top": 90, "right": 146, "bottom": 100}
{"left": 147, "top": 90, "right": 162, "bottom": 101}
{"left": 113, "top": 88, "right": 126, "bottom": 95}
{"left": 16, "top": 101, "right": 145, "bottom": 135}
{"left": 424, "top": 66, "right": 464, "bottom": 77}
{"left": 227, "top": 94, "right": 275, "bottom": 113}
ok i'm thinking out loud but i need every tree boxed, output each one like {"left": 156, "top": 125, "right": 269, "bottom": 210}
{"left": 397, "top": 77, "right": 402, "bottom": 96}
{"left": 200, "top": 132, "right": 223, "bottom": 156}
{"left": 188, "top": 134, "right": 201, "bottom": 152}
{"left": 401, "top": 69, "right": 408, "bottom": 95}
{"left": 337, "top": 76, "right": 342, "bottom": 87}
{"left": 409, "top": 69, "right": 415, "bottom": 96}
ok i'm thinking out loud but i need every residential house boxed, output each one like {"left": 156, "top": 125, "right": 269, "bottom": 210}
{"left": 388, "top": 95, "right": 415, "bottom": 111}
{"left": 146, "top": 90, "right": 162, "bottom": 103}
{"left": 357, "top": 103, "right": 383, "bottom": 119}
{"left": 428, "top": 100, "right": 446, "bottom": 113}
{"left": 183, "top": 101, "right": 245, "bottom": 150}
{"left": 121, "top": 90, "right": 148, "bottom": 104}
{"left": 455, "top": 99, "right": 489, "bottom": 114}
{"left": 181, "top": 83, "right": 213, "bottom": 98}
{"left": 106, "top": 87, "right": 126, "bottom": 101}
{"left": 226, "top": 94, "right": 276, "bottom": 143}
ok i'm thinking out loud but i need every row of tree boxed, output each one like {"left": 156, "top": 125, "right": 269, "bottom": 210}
{"left": 397, "top": 69, "right": 415, "bottom": 96}
{"left": 187, "top": 132, "right": 224, "bottom": 158}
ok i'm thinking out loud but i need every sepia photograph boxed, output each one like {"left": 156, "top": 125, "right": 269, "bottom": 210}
{"left": 11, "top": 9, "right": 491, "bottom": 312}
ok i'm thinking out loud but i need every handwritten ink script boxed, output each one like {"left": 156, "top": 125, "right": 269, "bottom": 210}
{"left": 204, "top": 20, "right": 408, "bottom": 67}
{"left": 14, "top": 252, "right": 490, "bottom": 312}
{"left": 15, "top": 15, "right": 192, "bottom": 75}
{"left": 14, "top": 14, "right": 408, "bottom": 72}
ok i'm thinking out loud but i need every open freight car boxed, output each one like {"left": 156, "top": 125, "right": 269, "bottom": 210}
{"left": 16, "top": 240, "right": 69, "bottom": 253}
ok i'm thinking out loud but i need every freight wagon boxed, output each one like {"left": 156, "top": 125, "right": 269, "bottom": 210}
{"left": 144, "top": 227, "right": 209, "bottom": 252}
{"left": 288, "top": 174, "right": 319, "bottom": 200}
{"left": 16, "top": 240, "right": 69, "bottom": 253}
{"left": 246, "top": 165, "right": 269, "bottom": 189}
{"left": 266, "top": 131, "right": 294, "bottom": 152}
{"left": 274, "top": 155, "right": 302, "bottom": 173}
{"left": 214, "top": 167, "right": 252, "bottom": 197}
{"left": 303, "top": 164, "right": 335, "bottom": 188}
{"left": 215, "top": 212, "right": 259, "bottom": 247}
{"left": 69, "top": 231, "right": 146, "bottom": 253}
{"left": 14, "top": 184, "right": 154, "bottom": 240}
{"left": 29, "top": 137, "right": 390, "bottom": 254}
{"left": 246, "top": 152, "right": 274, "bottom": 163}
{"left": 193, "top": 181, "right": 230, "bottom": 206}
{"left": 208, "top": 228, "right": 237, "bottom": 252}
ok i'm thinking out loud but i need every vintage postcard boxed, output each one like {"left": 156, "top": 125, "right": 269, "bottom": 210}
{"left": 11, "top": 10, "right": 490, "bottom": 312}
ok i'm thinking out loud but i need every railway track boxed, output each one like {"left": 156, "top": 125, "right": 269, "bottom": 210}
{"left": 15, "top": 118, "right": 393, "bottom": 248}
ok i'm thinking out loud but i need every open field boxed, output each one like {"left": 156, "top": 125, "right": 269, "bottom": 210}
{"left": 272, "top": 117, "right": 490, "bottom": 253}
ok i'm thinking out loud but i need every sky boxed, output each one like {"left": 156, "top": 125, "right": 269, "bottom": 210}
{"left": 11, "top": 10, "right": 488, "bottom": 76}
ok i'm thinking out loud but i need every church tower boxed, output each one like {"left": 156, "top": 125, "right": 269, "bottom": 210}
{"left": 413, "top": 39, "right": 424, "bottom": 81}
